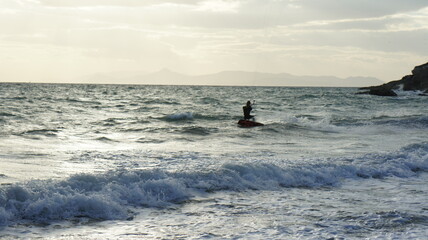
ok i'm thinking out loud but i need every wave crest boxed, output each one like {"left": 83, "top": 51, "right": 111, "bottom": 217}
{"left": 165, "top": 112, "right": 194, "bottom": 121}
{"left": 0, "top": 143, "right": 427, "bottom": 226}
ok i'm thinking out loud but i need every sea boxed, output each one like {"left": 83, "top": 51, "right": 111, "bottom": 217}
{"left": 0, "top": 83, "right": 427, "bottom": 239}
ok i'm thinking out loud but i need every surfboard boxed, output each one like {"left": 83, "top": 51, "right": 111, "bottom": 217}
{"left": 238, "top": 119, "right": 264, "bottom": 127}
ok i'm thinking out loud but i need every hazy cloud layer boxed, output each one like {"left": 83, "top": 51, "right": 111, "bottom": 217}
{"left": 34, "top": 0, "right": 202, "bottom": 7}
{"left": 1, "top": 0, "right": 428, "bottom": 83}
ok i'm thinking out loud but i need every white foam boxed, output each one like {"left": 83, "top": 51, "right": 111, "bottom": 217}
{"left": 393, "top": 87, "right": 426, "bottom": 97}
{"left": 0, "top": 142, "right": 427, "bottom": 226}
{"left": 276, "top": 113, "right": 346, "bottom": 133}
{"left": 278, "top": 111, "right": 428, "bottom": 136}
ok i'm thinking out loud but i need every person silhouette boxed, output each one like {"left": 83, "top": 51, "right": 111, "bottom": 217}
{"left": 243, "top": 101, "right": 254, "bottom": 120}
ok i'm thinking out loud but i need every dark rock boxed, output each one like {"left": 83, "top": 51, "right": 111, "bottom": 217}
{"left": 358, "top": 62, "right": 428, "bottom": 96}
{"left": 357, "top": 87, "right": 397, "bottom": 96}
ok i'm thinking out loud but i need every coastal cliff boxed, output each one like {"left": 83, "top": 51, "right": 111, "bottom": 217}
{"left": 358, "top": 62, "right": 428, "bottom": 96}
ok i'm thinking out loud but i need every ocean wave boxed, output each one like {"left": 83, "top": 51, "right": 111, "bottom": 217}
{"left": 142, "top": 99, "right": 181, "bottom": 105}
{"left": 163, "top": 112, "right": 231, "bottom": 122}
{"left": 271, "top": 115, "right": 344, "bottom": 133}
{"left": 178, "top": 126, "right": 218, "bottom": 136}
{"left": 274, "top": 114, "right": 428, "bottom": 135}
{"left": 136, "top": 138, "right": 166, "bottom": 144}
{"left": 393, "top": 88, "right": 427, "bottom": 97}
{"left": 372, "top": 116, "right": 428, "bottom": 129}
{"left": 0, "top": 112, "right": 16, "bottom": 117}
{"left": 4, "top": 96, "right": 27, "bottom": 101}
{"left": 197, "top": 97, "right": 222, "bottom": 105}
{"left": 65, "top": 97, "right": 102, "bottom": 106}
{"left": 0, "top": 143, "right": 426, "bottom": 226}
{"left": 96, "top": 117, "right": 130, "bottom": 127}
{"left": 165, "top": 112, "right": 194, "bottom": 121}
{"left": 19, "top": 129, "right": 60, "bottom": 137}
{"left": 95, "top": 136, "right": 117, "bottom": 142}
{"left": 195, "top": 113, "right": 233, "bottom": 121}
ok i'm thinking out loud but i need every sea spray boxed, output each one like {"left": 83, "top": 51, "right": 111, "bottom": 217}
{"left": 1, "top": 142, "right": 426, "bottom": 226}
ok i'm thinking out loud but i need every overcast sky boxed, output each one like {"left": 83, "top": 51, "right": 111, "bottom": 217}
{"left": 1, "top": 0, "right": 428, "bottom": 83}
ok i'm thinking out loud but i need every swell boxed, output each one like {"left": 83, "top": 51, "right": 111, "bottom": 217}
{"left": 161, "top": 112, "right": 231, "bottom": 122}
{"left": 0, "top": 142, "right": 427, "bottom": 226}
{"left": 270, "top": 114, "right": 428, "bottom": 134}
{"left": 0, "top": 112, "right": 16, "bottom": 117}
{"left": 11, "top": 129, "right": 61, "bottom": 138}
{"left": 371, "top": 115, "right": 428, "bottom": 129}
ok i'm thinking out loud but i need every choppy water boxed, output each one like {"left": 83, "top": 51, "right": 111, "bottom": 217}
{"left": 0, "top": 83, "right": 427, "bottom": 239}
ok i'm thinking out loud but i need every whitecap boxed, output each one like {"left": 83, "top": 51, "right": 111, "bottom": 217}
{"left": 166, "top": 112, "right": 194, "bottom": 121}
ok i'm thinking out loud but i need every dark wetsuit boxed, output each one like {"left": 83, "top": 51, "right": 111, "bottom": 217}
{"left": 243, "top": 105, "right": 253, "bottom": 120}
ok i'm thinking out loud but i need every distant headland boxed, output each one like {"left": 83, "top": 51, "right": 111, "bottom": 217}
{"left": 358, "top": 62, "right": 428, "bottom": 96}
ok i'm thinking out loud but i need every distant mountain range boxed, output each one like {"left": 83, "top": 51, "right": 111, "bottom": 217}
{"left": 84, "top": 69, "right": 384, "bottom": 87}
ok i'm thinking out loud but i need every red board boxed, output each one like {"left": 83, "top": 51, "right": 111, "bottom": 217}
{"left": 238, "top": 119, "right": 264, "bottom": 127}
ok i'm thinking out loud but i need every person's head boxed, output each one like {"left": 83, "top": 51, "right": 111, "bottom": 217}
{"left": 246, "top": 101, "right": 251, "bottom": 106}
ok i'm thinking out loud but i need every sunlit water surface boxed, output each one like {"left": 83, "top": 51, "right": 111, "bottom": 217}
{"left": 0, "top": 83, "right": 427, "bottom": 239}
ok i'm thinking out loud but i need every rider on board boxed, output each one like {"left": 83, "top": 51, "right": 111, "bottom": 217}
{"left": 243, "top": 101, "right": 254, "bottom": 120}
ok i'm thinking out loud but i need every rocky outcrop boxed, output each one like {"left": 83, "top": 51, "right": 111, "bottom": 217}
{"left": 358, "top": 62, "right": 428, "bottom": 96}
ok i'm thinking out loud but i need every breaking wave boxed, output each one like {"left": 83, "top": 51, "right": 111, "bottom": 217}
{"left": 0, "top": 142, "right": 426, "bottom": 226}
{"left": 165, "top": 112, "right": 194, "bottom": 121}
{"left": 273, "top": 114, "right": 428, "bottom": 134}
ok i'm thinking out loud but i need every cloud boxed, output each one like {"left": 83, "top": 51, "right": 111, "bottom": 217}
{"left": 33, "top": 0, "right": 202, "bottom": 7}
{"left": 271, "top": 6, "right": 428, "bottom": 55}
{"left": 1, "top": 0, "right": 428, "bottom": 83}
{"left": 11, "top": 0, "right": 428, "bottom": 31}
{"left": 292, "top": 0, "right": 428, "bottom": 20}
{"left": 294, "top": 6, "right": 428, "bottom": 31}
{"left": 194, "top": 0, "right": 240, "bottom": 13}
